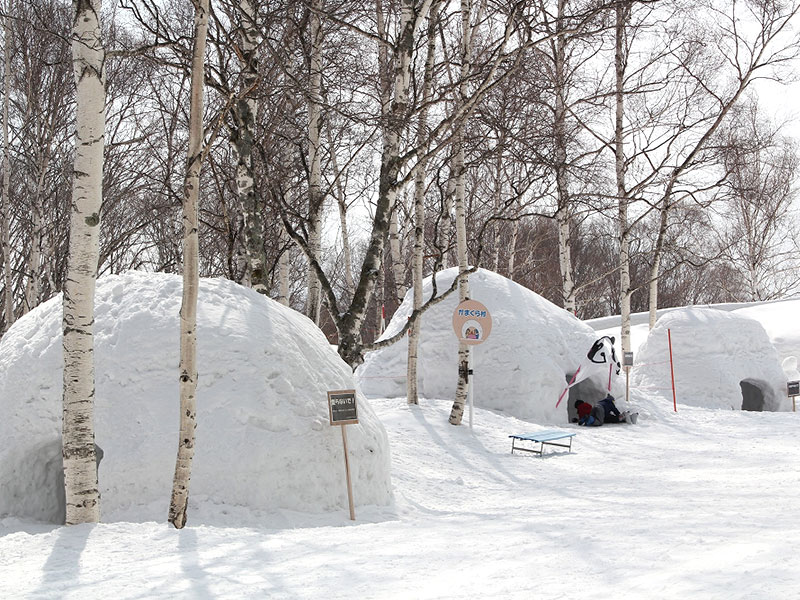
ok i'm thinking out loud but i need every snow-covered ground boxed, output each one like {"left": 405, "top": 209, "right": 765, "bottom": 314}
{"left": 2, "top": 396, "right": 800, "bottom": 599}
{"left": 2, "top": 273, "right": 800, "bottom": 599}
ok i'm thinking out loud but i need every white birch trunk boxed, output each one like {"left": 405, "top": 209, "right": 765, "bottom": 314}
{"left": 233, "top": 0, "right": 266, "bottom": 293}
{"left": 449, "top": 0, "right": 473, "bottom": 426}
{"left": 407, "top": 0, "right": 439, "bottom": 406}
{"left": 277, "top": 224, "right": 290, "bottom": 305}
{"left": 388, "top": 200, "right": 406, "bottom": 303}
{"left": 554, "top": 0, "right": 575, "bottom": 314}
{"left": 24, "top": 164, "right": 47, "bottom": 313}
{"left": 63, "top": 0, "right": 105, "bottom": 526}
{"left": 507, "top": 217, "right": 519, "bottom": 280}
{"left": 556, "top": 207, "right": 574, "bottom": 313}
{"left": 492, "top": 143, "right": 503, "bottom": 273}
{"left": 648, "top": 192, "right": 670, "bottom": 330}
{"left": 169, "top": 0, "right": 208, "bottom": 530}
{"left": 326, "top": 124, "right": 355, "bottom": 298}
{"left": 305, "top": 0, "right": 324, "bottom": 325}
{"left": 2, "top": 6, "right": 12, "bottom": 331}
{"left": 615, "top": 2, "right": 632, "bottom": 354}
{"left": 336, "top": 193, "right": 354, "bottom": 299}
{"left": 441, "top": 178, "right": 455, "bottom": 269}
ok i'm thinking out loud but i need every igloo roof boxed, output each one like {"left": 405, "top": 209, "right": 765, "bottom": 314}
{"left": 631, "top": 307, "right": 788, "bottom": 411}
{"left": 0, "top": 272, "right": 391, "bottom": 522}
{"left": 356, "top": 268, "right": 623, "bottom": 423}
{"left": 734, "top": 298, "right": 800, "bottom": 365}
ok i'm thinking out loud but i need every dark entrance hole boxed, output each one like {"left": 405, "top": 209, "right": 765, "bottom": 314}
{"left": 565, "top": 375, "right": 605, "bottom": 422}
{"left": 740, "top": 380, "right": 765, "bottom": 412}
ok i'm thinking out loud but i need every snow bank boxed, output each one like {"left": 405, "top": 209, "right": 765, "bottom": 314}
{"left": 356, "top": 268, "right": 623, "bottom": 423}
{"left": 631, "top": 307, "right": 789, "bottom": 411}
{"left": 734, "top": 299, "right": 800, "bottom": 365}
{"left": 0, "top": 272, "right": 391, "bottom": 523}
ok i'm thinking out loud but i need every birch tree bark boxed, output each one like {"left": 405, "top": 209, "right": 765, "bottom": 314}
{"left": 304, "top": 0, "right": 324, "bottom": 325}
{"left": 231, "top": 0, "right": 267, "bottom": 293}
{"left": 448, "top": 0, "right": 473, "bottom": 426}
{"left": 2, "top": 6, "right": 12, "bottom": 331}
{"left": 388, "top": 199, "right": 406, "bottom": 304}
{"left": 407, "top": 0, "right": 439, "bottom": 406}
{"left": 169, "top": 0, "right": 209, "bottom": 530}
{"left": 62, "top": 0, "right": 105, "bottom": 526}
{"left": 553, "top": 0, "right": 575, "bottom": 314}
{"left": 326, "top": 126, "right": 355, "bottom": 298}
{"left": 615, "top": 1, "right": 633, "bottom": 354}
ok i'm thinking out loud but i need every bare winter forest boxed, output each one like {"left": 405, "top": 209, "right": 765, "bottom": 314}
{"left": 3, "top": 0, "right": 800, "bottom": 354}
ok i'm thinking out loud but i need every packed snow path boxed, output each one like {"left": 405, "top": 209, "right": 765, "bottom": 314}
{"left": 2, "top": 398, "right": 799, "bottom": 599}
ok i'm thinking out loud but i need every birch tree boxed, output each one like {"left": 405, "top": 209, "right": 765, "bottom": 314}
{"left": 168, "top": 0, "right": 209, "bottom": 530}
{"left": 230, "top": 0, "right": 267, "bottom": 293}
{"left": 448, "top": 0, "right": 477, "bottom": 426}
{"left": 304, "top": 0, "right": 325, "bottom": 324}
{"left": 1, "top": 1, "right": 12, "bottom": 331}
{"left": 62, "top": 0, "right": 105, "bottom": 525}
{"left": 407, "top": 0, "right": 440, "bottom": 405}
{"left": 645, "top": 0, "right": 800, "bottom": 328}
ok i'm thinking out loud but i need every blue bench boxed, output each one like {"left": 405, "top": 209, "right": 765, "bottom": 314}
{"left": 509, "top": 430, "right": 576, "bottom": 457}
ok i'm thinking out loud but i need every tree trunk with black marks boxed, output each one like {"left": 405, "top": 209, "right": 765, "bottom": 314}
{"left": 62, "top": 0, "right": 105, "bottom": 526}
{"left": 169, "top": 0, "right": 209, "bottom": 530}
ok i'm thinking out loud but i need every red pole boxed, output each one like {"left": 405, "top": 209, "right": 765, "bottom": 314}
{"left": 556, "top": 365, "right": 581, "bottom": 408}
{"left": 607, "top": 361, "right": 613, "bottom": 392}
{"left": 668, "top": 328, "right": 677, "bottom": 412}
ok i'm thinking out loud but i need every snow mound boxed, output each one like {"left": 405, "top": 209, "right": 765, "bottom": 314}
{"left": 356, "top": 268, "right": 623, "bottom": 423}
{"left": 734, "top": 299, "right": 800, "bottom": 365}
{"left": 0, "top": 272, "right": 391, "bottom": 523}
{"left": 631, "top": 307, "right": 788, "bottom": 411}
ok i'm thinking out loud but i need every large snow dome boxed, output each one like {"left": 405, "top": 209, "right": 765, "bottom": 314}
{"left": 357, "top": 268, "right": 623, "bottom": 423}
{"left": 0, "top": 272, "right": 391, "bottom": 523}
{"left": 631, "top": 307, "right": 789, "bottom": 411}
{"left": 734, "top": 299, "right": 800, "bottom": 365}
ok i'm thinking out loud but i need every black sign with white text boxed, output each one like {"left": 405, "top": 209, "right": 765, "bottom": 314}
{"left": 328, "top": 390, "right": 359, "bottom": 425}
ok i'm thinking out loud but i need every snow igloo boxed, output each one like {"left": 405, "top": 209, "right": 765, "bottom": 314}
{"left": 0, "top": 272, "right": 391, "bottom": 523}
{"left": 356, "top": 267, "right": 623, "bottom": 423}
{"left": 631, "top": 307, "right": 789, "bottom": 412}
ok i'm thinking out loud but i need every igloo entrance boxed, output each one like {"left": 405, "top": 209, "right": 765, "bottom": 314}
{"left": 565, "top": 374, "right": 607, "bottom": 422}
{"left": 740, "top": 380, "right": 765, "bottom": 412}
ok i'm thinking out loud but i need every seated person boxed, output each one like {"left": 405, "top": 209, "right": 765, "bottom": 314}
{"left": 574, "top": 399, "right": 592, "bottom": 424}
{"left": 575, "top": 395, "right": 631, "bottom": 426}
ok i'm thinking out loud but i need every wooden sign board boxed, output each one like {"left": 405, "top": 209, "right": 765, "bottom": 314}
{"left": 788, "top": 381, "right": 800, "bottom": 396}
{"left": 328, "top": 389, "right": 359, "bottom": 425}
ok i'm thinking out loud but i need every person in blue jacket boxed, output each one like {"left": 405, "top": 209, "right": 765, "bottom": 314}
{"left": 577, "top": 394, "right": 631, "bottom": 426}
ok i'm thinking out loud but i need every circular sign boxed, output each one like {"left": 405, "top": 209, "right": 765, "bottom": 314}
{"left": 452, "top": 299, "right": 492, "bottom": 345}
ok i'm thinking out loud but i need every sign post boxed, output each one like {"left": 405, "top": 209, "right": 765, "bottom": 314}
{"left": 788, "top": 381, "right": 799, "bottom": 412}
{"left": 623, "top": 351, "right": 634, "bottom": 403}
{"left": 327, "top": 389, "right": 358, "bottom": 520}
{"left": 452, "top": 300, "right": 492, "bottom": 430}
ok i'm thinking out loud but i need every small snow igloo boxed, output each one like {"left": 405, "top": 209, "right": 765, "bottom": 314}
{"left": 356, "top": 268, "right": 623, "bottom": 423}
{"left": 0, "top": 272, "right": 391, "bottom": 523}
{"left": 631, "top": 307, "right": 788, "bottom": 412}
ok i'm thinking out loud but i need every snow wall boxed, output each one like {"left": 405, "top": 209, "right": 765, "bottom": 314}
{"left": 631, "top": 307, "right": 789, "bottom": 411}
{"left": 0, "top": 272, "right": 392, "bottom": 523}
{"left": 357, "top": 268, "right": 623, "bottom": 423}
